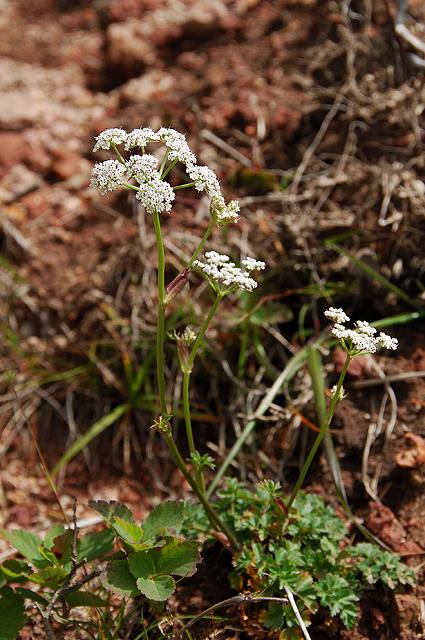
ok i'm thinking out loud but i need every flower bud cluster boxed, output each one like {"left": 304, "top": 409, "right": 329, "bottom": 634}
{"left": 91, "top": 126, "right": 240, "bottom": 222}
{"left": 193, "top": 251, "right": 265, "bottom": 292}
{"left": 324, "top": 308, "right": 398, "bottom": 354}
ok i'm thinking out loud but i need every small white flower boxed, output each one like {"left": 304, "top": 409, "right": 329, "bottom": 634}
{"left": 376, "top": 332, "right": 398, "bottom": 350}
{"left": 241, "top": 257, "right": 266, "bottom": 272}
{"left": 90, "top": 159, "right": 127, "bottom": 195}
{"left": 326, "top": 310, "right": 398, "bottom": 354}
{"left": 187, "top": 164, "right": 221, "bottom": 198}
{"left": 157, "top": 127, "right": 197, "bottom": 166}
{"left": 331, "top": 384, "right": 347, "bottom": 401}
{"left": 193, "top": 251, "right": 264, "bottom": 292}
{"left": 181, "top": 326, "right": 197, "bottom": 344}
{"left": 127, "top": 154, "right": 160, "bottom": 182}
{"left": 211, "top": 196, "right": 240, "bottom": 225}
{"left": 93, "top": 128, "right": 127, "bottom": 152}
{"left": 136, "top": 178, "right": 175, "bottom": 214}
{"left": 324, "top": 307, "right": 350, "bottom": 324}
{"left": 125, "top": 127, "right": 158, "bottom": 151}
{"left": 355, "top": 320, "right": 377, "bottom": 336}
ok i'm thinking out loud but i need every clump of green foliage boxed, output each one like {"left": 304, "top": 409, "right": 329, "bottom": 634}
{"left": 185, "top": 479, "right": 414, "bottom": 637}
{"left": 0, "top": 500, "right": 199, "bottom": 639}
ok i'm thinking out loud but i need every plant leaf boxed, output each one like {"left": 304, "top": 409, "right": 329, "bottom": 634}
{"left": 128, "top": 551, "right": 155, "bottom": 579}
{"left": 157, "top": 540, "right": 199, "bottom": 577}
{"left": 88, "top": 500, "right": 134, "bottom": 525}
{"left": 43, "top": 525, "right": 66, "bottom": 550}
{"left": 112, "top": 517, "right": 143, "bottom": 545}
{"left": 0, "top": 587, "right": 25, "bottom": 640}
{"left": 64, "top": 590, "right": 108, "bottom": 608}
{"left": 0, "top": 530, "right": 45, "bottom": 568}
{"left": 77, "top": 529, "right": 115, "bottom": 563}
{"left": 0, "top": 560, "right": 31, "bottom": 581}
{"left": 143, "top": 501, "right": 184, "bottom": 540}
{"left": 105, "top": 559, "right": 138, "bottom": 597}
{"left": 28, "top": 566, "right": 68, "bottom": 589}
{"left": 136, "top": 575, "right": 175, "bottom": 601}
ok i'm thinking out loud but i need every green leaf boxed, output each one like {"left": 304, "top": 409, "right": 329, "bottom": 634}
{"left": 136, "top": 575, "right": 175, "bottom": 601}
{"left": 105, "top": 560, "right": 138, "bottom": 597}
{"left": 143, "top": 502, "right": 184, "bottom": 540}
{"left": 88, "top": 500, "right": 134, "bottom": 525}
{"left": 1, "top": 560, "right": 31, "bottom": 581}
{"left": 77, "top": 529, "right": 115, "bottom": 563}
{"left": 0, "top": 587, "right": 25, "bottom": 640}
{"left": 112, "top": 517, "right": 143, "bottom": 545}
{"left": 14, "top": 587, "right": 49, "bottom": 606}
{"left": 64, "top": 590, "right": 108, "bottom": 608}
{"left": 0, "top": 530, "right": 46, "bottom": 568}
{"left": 43, "top": 525, "right": 66, "bottom": 550}
{"left": 28, "top": 566, "right": 68, "bottom": 589}
{"left": 157, "top": 540, "right": 199, "bottom": 577}
{"left": 128, "top": 551, "right": 155, "bottom": 579}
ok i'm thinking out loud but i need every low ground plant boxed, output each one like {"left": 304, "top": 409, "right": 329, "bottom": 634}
{"left": 1, "top": 128, "right": 413, "bottom": 639}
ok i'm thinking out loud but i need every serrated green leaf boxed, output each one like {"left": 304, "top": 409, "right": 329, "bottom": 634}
{"left": 28, "top": 566, "right": 68, "bottom": 589}
{"left": 0, "top": 530, "right": 45, "bottom": 568}
{"left": 136, "top": 575, "right": 175, "bottom": 601}
{"left": 0, "top": 587, "right": 25, "bottom": 639}
{"left": 43, "top": 525, "right": 66, "bottom": 550}
{"left": 143, "top": 501, "right": 184, "bottom": 540}
{"left": 105, "top": 560, "right": 138, "bottom": 597}
{"left": 88, "top": 500, "right": 134, "bottom": 525}
{"left": 64, "top": 590, "right": 108, "bottom": 608}
{"left": 77, "top": 529, "right": 114, "bottom": 563}
{"left": 112, "top": 517, "right": 143, "bottom": 544}
{"left": 128, "top": 551, "right": 155, "bottom": 579}
{"left": 157, "top": 540, "right": 199, "bottom": 577}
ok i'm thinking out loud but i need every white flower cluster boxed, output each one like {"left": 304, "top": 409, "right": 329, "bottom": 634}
{"left": 127, "top": 154, "right": 160, "bottom": 182}
{"left": 187, "top": 164, "right": 221, "bottom": 198}
{"left": 193, "top": 251, "right": 265, "bottom": 292}
{"left": 90, "top": 159, "right": 127, "bottom": 195}
{"left": 135, "top": 178, "right": 175, "bottom": 215}
{"left": 157, "top": 127, "right": 197, "bottom": 165}
{"left": 325, "top": 308, "right": 398, "bottom": 353}
{"left": 125, "top": 127, "right": 156, "bottom": 151}
{"left": 93, "top": 128, "right": 127, "bottom": 152}
{"left": 91, "top": 127, "right": 240, "bottom": 220}
{"left": 181, "top": 326, "right": 197, "bottom": 344}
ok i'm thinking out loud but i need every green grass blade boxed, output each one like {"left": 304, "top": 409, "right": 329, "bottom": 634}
{"left": 51, "top": 402, "right": 131, "bottom": 478}
{"left": 326, "top": 242, "right": 421, "bottom": 310}
{"left": 307, "top": 347, "right": 390, "bottom": 549}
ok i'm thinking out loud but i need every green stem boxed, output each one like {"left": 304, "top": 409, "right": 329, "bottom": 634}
{"left": 182, "top": 293, "right": 223, "bottom": 491}
{"left": 284, "top": 353, "right": 351, "bottom": 514}
{"left": 188, "top": 221, "right": 214, "bottom": 267}
{"left": 161, "top": 158, "right": 178, "bottom": 180}
{"left": 183, "top": 371, "right": 196, "bottom": 455}
{"left": 151, "top": 211, "right": 237, "bottom": 551}
{"left": 124, "top": 183, "right": 139, "bottom": 192}
{"left": 173, "top": 182, "right": 195, "bottom": 190}
{"left": 163, "top": 431, "right": 240, "bottom": 551}
{"left": 152, "top": 211, "right": 168, "bottom": 415}
{"left": 112, "top": 143, "right": 126, "bottom": 165}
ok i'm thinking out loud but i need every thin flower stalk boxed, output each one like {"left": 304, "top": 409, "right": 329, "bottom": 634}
{"left": 284, "top": 352, "right": 351, "bottom": 517}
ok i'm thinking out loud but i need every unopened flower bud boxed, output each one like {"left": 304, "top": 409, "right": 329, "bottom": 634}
{"left": 165, "top": 269, "right": 189, "bottom": 304}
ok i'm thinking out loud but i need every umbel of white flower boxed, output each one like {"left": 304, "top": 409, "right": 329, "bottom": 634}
{"left": 324, "top": 308, "right": 398, "bottom": 353}
{"left": 193, "top": 251, "right": 266, "bottom": 292}
{"left": 90, "top": 126, "right": 240, "bottom": 222}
